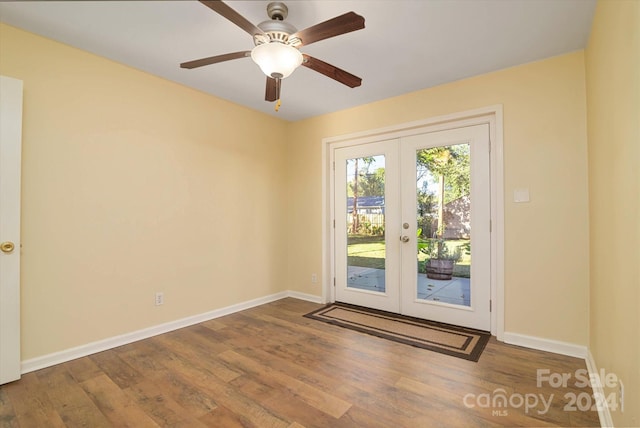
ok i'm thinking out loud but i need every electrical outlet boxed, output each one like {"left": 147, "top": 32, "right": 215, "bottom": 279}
{"left": 155, "top": 292, "right": 164, "bottom": 306}
{"left": 311, "top": 273, "right": 318, "bottom": 284}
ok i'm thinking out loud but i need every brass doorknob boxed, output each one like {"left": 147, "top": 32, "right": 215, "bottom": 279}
{"left": 1, "top": 242, "right": 15, "bottom": 253}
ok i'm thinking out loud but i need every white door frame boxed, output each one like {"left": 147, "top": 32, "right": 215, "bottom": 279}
{"left": 0, "top": 75, "right": 23, "bottom": 384}
{"left": 322, "top": 105, "right": 504, "bottom": 339}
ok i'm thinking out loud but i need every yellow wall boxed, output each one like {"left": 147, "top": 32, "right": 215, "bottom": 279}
{"left": 0, "top": 24, "right": 289, "bottom": 360}
{"left": 286, "top": 52, "right": 590, "bottom": 346}
{"left": 0, "top": 20, "right": 597, "bottom": 362}
{"left": 4, "top": 2, "right": 638, "bottom": 420}
{"left": 585, "top": 0, "right": 640, "bottom": 425}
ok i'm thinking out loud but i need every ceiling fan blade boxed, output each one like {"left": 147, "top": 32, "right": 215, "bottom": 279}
{"left": 302, "top": 54, "right": 362, "bottom": 88}
{"left": 291, "top": 11, "right": 364, "bottom": 47}
{"left": 265, "top": 77, "right": 281, "bottom": 102}
{"left": 199, "top": 0, "right": 264, "bottom": 37}
{"left": 180, "top": 51, "right": 251, "bottom": 69}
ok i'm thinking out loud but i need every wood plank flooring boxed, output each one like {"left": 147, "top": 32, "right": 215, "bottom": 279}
{"left": 0, "top": 298, "right": 601, "bottom": 427}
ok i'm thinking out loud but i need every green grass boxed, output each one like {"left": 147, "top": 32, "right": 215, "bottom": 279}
{"left": 347, "top": 235, "right": 386, "bottom": 269}
{"left": 347, "top": 235, "right": 471, "bottom": 278}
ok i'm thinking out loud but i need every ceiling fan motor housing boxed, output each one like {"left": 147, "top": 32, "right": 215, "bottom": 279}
{"left": 254, "top": 2, "right": 301, "bottom": 47}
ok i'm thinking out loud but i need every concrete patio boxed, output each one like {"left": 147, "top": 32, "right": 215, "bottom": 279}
{"left": 347, "top": 266, "right": 471, "bottom": 306}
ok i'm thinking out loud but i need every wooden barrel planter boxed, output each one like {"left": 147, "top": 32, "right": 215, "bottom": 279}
{"left": 425, "top": 259, "right": 455, "bottom": 280}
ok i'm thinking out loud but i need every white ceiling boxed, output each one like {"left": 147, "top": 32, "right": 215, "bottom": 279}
{"left": 0, "top": 0, "right": 596, "bottom": 122}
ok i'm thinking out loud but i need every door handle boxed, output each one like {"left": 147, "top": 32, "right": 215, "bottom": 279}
{"left": 1, "top": 241, "right": 15, "bottom": 253}
{"left": 400, "top": 236, "right": 410, "bottom": 243}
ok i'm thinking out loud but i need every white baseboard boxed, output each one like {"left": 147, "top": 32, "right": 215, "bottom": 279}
{"left": 503, "top": 333, "right": 610, "bottom": 427}
{"left": 502, "top": 332, "right": 588, "bottom": 359}
{"left": 586, "top": 351, "right": 614, "bottom": 428}
{"left": 27, "top": 297, "right": 599, "bottom": 385}
{"left": 286, "top": 290, "right": 324, "bottom": 304}
{"left": 21, "top": 290, "right": 307, "bottom": 374}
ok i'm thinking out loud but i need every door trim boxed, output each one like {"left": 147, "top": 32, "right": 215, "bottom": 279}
{"left": 322, "top": 105, "right": 504, "bottom": 339}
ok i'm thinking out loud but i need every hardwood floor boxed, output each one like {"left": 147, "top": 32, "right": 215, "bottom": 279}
{"left": 1, "top": 298, "right": 600, "bottom": 427}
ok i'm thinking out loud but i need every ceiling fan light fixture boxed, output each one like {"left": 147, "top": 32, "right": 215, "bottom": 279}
{"left": 251, "top": 42, "right": 303, "bottom": 79}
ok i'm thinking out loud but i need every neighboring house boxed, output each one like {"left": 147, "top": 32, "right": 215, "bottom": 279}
{"left": 346, "top": 195, "right": 385, "bottom": 233}
{"left": 346, "top": 195, "right": 385, "bottom": 215}
{"left": 442, "top": 196, "right": 470, "bottom": 239}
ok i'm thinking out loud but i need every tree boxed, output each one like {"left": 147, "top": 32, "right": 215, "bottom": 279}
{"left": 416, "top": 189, "right": 437, "bottom": 238}
{"left": 359, "top": 167, "right": 385, "bottom": 197}
{"left": 416, "top": 144, "right": 470, "bottom": 237}
{"left": 347, "top": 157, "right": 374, "bottom": 233}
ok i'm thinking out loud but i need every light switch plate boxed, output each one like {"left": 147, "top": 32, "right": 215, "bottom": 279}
{"left": 514, "top": 188, "right": 530, "bottom": 203}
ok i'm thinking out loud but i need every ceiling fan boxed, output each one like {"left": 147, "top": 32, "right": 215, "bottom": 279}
{"left": 180, "top": 0, "right": 365, "bottom": 110}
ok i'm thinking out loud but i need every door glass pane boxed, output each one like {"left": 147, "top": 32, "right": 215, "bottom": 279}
{"left": 346, "top": 155, "right": 386, "bottom": 292}
{"left": 415, "top": 144, "right": 471, "bottom": 306}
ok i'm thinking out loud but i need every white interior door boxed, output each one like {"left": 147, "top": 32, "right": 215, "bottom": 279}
{"left": 333, "top": 125, "right": 491, "bottom": 331}
{"left": 0, "top": 75, "right": 23, "bottom": 385}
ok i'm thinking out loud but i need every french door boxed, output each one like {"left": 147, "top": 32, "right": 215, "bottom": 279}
{"left": 334, "top": 125, "right": 490, "bottom": 330}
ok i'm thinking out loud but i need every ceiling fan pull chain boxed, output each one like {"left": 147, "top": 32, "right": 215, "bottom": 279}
{"left": 275, "top": 98, "right": 282, "bottom": 112}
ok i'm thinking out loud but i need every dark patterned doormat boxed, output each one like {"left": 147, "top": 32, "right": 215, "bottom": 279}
{"left": 304, "top": 302, "right": 490, "bottom": 361}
